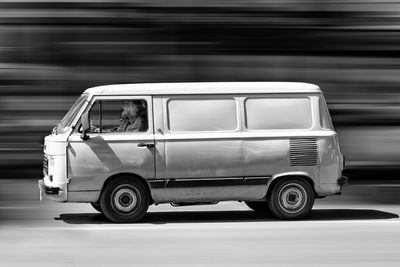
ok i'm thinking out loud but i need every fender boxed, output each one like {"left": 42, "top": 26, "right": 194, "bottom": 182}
{"left": 267, "top": 171, "right": 316, "bottom": 193}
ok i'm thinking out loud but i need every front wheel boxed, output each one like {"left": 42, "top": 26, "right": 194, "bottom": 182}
{"left": 100, "top": 177, "right": 149, "bottom": 223}
{"left": 268, "top": 178, "right": 314, "bottom": 220}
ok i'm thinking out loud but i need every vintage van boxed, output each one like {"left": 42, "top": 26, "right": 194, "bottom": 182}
{"left": 38, "top": 82, "right": 346, "bottom": 222}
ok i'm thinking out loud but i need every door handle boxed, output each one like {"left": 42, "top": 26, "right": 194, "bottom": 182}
{"left": 137, "top": 143, "right": 155, "bottom": 148}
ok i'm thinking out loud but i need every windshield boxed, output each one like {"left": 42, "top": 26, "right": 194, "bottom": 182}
{"left": 55, "top": 94, "right": 88, "bottom": 134}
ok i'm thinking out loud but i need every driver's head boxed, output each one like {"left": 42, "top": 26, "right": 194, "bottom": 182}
{"left": 121, "top": 101, "right": 139, "bottom": 121}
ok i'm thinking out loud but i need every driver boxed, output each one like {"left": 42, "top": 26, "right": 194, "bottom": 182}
{"left": 115, "top": 100, "right": 145, "bottom": 132}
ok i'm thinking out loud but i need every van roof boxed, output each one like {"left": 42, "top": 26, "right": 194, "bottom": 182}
{"left": 84, "top": 82, "right": 321, "bottom": 96}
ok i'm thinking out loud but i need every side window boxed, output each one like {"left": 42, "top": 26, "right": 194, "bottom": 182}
{"left": 89, "top": 101, "right": 101, "bottom": 132}
{"left": 167, "top": 98, "right": 237, "bottom": 132}
{"left": 319, "top": 96, "right": 334, "bottom": 130}
{"left": 245, "top": 98, "right": 312, "bottom": 130}
{"left": 88, "top": 99, "right": 148, "bottom": 133}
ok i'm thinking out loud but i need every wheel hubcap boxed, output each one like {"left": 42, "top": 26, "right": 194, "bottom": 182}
{"left": 113, "top": 187, "right": 138, "bottom": 213}
{"left": 278, "top": 183, "right": 307, "bottom": 214}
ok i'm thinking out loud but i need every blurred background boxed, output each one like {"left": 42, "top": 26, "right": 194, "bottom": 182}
{"left": 1, "top": 0, "right": 400, "bottom": 179}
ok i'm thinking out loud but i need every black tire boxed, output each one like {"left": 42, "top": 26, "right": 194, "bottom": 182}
{"left": 245, "top": 201, "right": 270, "bottom": 213}
{"left": 90, "top": 202, "right": 103, "bottom": 213}
{"left": 100, "top": 177, "right": 149, "bottom": 223}
{"left": 268, "top": 178, "right": 314, "bottom": 220}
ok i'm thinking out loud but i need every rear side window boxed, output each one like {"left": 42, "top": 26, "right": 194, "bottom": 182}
{"left": 319, "top": 96, "right": 334, "bottom": 130}
{"left": 245, "top": 98, "right": 312, "bottom": 130}
{"left": 167, "top": 98, "right": 237, "bottom": 132}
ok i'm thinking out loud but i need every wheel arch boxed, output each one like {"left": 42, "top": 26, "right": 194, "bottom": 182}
{"left": 266, "top": 172, "right": 316, "bottom": 198}
{"left": 99, "top": 172, "right": 154, "bottom": 205}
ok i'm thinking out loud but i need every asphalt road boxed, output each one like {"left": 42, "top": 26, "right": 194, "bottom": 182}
{"left": 1, "top": 179, "right": 400, "bottom": 266}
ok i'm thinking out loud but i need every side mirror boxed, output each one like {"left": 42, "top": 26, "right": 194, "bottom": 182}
{"left": 81, "top": 112, "right": 90, "bottom": 140}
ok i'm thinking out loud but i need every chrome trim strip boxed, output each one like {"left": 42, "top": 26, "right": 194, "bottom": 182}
{"left": 149, "top": 176, "right": 270, "bottom": 189}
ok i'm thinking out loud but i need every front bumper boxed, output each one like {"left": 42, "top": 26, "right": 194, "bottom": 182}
{"left": 38, "top": 179, "right": 67, "bottom": 202}
{"left": 38, "top": 179, "right": 59, "bottom": 195}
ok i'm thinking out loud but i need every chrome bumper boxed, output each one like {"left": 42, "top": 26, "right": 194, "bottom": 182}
{"left": 38, "top": 179, "right": 60, "bottom": 194}
{"left": 38, "top": 179, "right": 62, "bottom": 201}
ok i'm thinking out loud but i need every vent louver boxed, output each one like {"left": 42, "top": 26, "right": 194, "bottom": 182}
{"left": 290, "top": 138, "right": 318, "bottom": 166}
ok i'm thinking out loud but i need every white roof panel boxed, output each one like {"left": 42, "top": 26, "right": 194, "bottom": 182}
{"left": 84, "top": 82, "right": 321, "bottom": 96}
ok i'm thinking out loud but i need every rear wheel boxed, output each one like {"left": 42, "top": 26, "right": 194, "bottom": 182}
{"left": 100, "top": 177, "right": 149, "bottom": 223}
{"left": 268, "top": 178, "right": 314, "bottom": 220}
{"left": 245, "top": 201, "right": 270, "bottom": 213}
{"left": 90, "top": 202, "right": 102, "bottom": 213}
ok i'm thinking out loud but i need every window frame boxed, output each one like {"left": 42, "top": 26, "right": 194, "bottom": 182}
{"left": 164, "top": 95, "right": 241, "bottom": 133}
{"left": 243, "top": 95, "right": 315, "bottom": 131}
{"left": 319, "top": 96, "right": 334, "bottom": 130}
{"left": 80, "top": 95, "right": 153, "bottom": 135}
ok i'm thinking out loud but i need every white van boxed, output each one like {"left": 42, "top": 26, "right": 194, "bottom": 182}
{"left": 38, "top": 82, "right": 346, "bottom": 222}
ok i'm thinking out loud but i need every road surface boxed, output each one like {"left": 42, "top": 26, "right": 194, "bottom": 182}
{"left": 1, "top": 179, "right": 400, "bottom": 266}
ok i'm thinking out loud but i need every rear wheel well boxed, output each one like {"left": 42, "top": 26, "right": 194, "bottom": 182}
{"left": 267, "top": 175, "right": 316, "bottom": 198}
{"left": 99, "top": 173, "right": 154, "bottom": 205}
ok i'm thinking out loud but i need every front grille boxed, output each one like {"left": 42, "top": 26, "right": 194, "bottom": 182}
{"left": 43, "top": 155, "right": 48, "bottom": 176}
{"left": 290, "top": 138, "right": 318, "bottom": 166}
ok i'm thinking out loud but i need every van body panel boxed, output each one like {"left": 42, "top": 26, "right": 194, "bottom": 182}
{"left": 318, "top": 133, "right": 344, "bottom": 196}
{"left": 42, "top": 134, "right": 69, "bottom": 202}
{"left": 67, "top": 133, "right": 156, "bottom": 192}
{"left": 44, "top": 135, "right": 69, "bottom": 155}
{"left": 153, "top": 185, "right": 269, "bottom": 203}
{"left": 318, "top": 183, "right": 341, "bottom": 196}
{"left": 151, "top": 134, "right": 247, "bottom": 202}
{"left": 319, "top": 134, "right": 342, "bottom": 183}
{"left": 68, "top": 191, "right": 101, "bottom": 202}
{"left": 164, "top": 137, "right": 243, "bottom": 178}
{"left": 243, "top": 138, "right": 289, "bottom": 177}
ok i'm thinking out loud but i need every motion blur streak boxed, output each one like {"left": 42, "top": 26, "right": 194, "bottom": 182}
{"left": 1, "top": 0, "right": 400, "bottom": 178}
